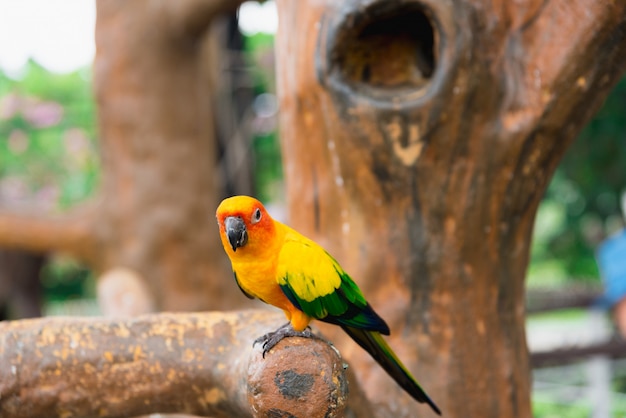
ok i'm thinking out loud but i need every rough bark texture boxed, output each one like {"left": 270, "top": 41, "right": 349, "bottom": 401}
{"left": 0, "top": 0, "right": 251, "bottom": 313}
{"left": 0, "top": 310, "right": 350, "bottom": 418}
{"left": 275, "top": 0, "right": 626, "bottom": 417}
{"left": 248, "top": 336, "right": 348, "bottom": 418}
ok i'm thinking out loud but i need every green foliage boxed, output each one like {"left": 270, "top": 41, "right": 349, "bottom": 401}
{"left": 244, "top": 33, "right": 276, "bottom": 94}
{"left": 40, "top": 256, "right": 95, "bottom": 302}
{"left": 253, "top": 131, "right": 283, "bottom": 202}
{"left": 0, "top": 60, "right": 99, "bottom": 210}
{"left": 614, "top": 372, "right": 626, "bottom": 398}
{"left": 533, "top": 387, "right": 626, "bottom": 418}
{"left": 243, "top": 33, "right": 282, "bottom": 202}
{"left": 529, "top": 76, "right": 626, "bottom": 284}
{"left": 532, "top": 400, "right": 592, "bottom": 418}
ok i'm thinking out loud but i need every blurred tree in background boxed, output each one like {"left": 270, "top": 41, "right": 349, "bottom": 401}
{"left": 0, "top": 6, "right": 281, "bottom": 316}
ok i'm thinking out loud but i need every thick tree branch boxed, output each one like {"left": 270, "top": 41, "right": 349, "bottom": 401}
{"left": 501, "top": 0, "right": 626, "bottom": 154}
{"left": 0, "top": 310, "right": 352, "bottom": 418}
{"left": 0, "top": 202, "right": 98, "bottom": 264}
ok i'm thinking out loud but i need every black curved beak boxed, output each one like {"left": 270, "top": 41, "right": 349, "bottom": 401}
{"left": 225, "top": 216, "right": 248, "bottom": 252}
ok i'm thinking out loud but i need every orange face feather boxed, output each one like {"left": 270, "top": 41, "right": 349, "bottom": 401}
{"left": 216, "top": 196, "right": 278, "bottom": 260}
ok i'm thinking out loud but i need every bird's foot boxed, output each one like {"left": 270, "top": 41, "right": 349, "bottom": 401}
{"left": 253, "top": 322, "right": 320, "bottom": 358}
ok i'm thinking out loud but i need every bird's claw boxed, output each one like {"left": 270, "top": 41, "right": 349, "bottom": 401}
{"left": 253, "top": 322, "right": 318, "bottom": 358}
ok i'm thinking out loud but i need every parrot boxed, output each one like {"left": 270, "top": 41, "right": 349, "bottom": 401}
{"left": 216, "top": 195, "right": 441, "bottom": 415}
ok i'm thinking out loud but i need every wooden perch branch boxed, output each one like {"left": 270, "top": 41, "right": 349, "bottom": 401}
{"left": 0, "top": 310, "right": 350, "bottom": 418}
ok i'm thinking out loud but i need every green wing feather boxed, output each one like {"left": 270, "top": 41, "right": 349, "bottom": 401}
{"left": 276, "top": 236, "right": 389, "bottom": 334}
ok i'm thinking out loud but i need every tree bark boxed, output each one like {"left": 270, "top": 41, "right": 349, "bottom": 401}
{"left": 0, "top": 310, "right": 351, "bottom": 418}
{"left": 275, "top": 0, "right": 626, "bottom": 416}
{"left": 0, "top": 0, "right": 251, "bottom": 313}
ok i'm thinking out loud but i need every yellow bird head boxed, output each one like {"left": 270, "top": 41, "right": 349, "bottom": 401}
{"left": 215, "top": 195, "right": 276, "bottom": 256}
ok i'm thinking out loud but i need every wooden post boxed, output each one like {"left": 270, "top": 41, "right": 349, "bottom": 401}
{"left": 275, "top": 0, "right": 626, "bottom": 416}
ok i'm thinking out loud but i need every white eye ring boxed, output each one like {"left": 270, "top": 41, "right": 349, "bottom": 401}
{"left": 251, "top": 208, "right": 262, "bottom": 224}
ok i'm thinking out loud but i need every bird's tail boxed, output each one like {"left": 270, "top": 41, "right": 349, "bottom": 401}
{"left": 341, "top": 325, "right": 441, "bottom": 416}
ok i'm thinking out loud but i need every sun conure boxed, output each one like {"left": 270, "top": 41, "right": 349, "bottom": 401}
{"left": 216, "top": 195, "right": 441, "bottom": 415}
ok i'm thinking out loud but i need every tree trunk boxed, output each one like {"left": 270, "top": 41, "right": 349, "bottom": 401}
{"left": 275, "top": 0, "right": 626, "bottom": 416}
{"left": 92, "top": 0, "right": 240, "bottom": 312}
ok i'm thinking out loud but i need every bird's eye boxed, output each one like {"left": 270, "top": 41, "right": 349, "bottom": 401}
{"left": 251, "top": 208, "right": 262, "bottom": 224}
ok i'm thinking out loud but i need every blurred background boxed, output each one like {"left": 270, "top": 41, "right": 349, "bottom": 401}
{"left": 0, "top": 1, "right": 625, "bottom": 416}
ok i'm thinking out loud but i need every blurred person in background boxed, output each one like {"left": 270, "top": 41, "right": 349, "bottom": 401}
{"left": 597, "top": 191, "right": 626, "bottom": 338}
